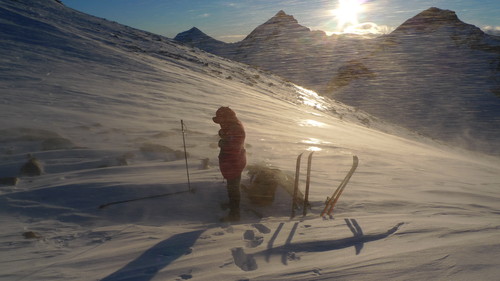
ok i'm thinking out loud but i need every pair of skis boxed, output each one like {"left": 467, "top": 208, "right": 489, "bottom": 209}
{"left": 290, "top": 151, "right": 314, "bottom": 218}
{"left": 320, "top": 155, "right": 359, "bottom": 218}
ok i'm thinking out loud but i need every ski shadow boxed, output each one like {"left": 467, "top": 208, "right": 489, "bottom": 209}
{"left": 262, "top": 220, "right": 404, "bottom": 264}
{"left": 281, "top": 222, "right": 299, "bottom": 265}
{"left": 100, "top": 229, "right": 204, "bottom": 281}
{"left": 345, "top": 218, "right": 364, "bottom": 255}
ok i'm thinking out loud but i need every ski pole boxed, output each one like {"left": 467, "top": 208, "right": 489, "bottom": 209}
{"left": 98, "top": 190, "right": 192, "bottom": 209}
{"left": 181, "top": 120, "right": 192, "bottom": 192}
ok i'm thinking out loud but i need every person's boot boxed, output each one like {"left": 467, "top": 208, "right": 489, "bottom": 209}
{"left": 221, "top": 207, "right": 240, "bottom": 222}
{"left": 228, "top": 207, "right": 240, "bottom": 221}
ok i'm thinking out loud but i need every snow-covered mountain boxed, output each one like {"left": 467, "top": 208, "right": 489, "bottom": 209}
{"left": 1, "top": 1, "right": 500, "bottom": 280}
{"left": 239, "top": 10, "right": 312, "bottom": 43}
{"left": 232, "top": 11, "right": 371, "bottom": 92}
{"left": 329, "top": 7, "right": 500, "bottom": 155}
{"left": 176, "top": 8, "right": 500, "bottom": 155}
{"left": 175, "top": 10, "right": 370, "bottom": 92}
{"left": 174, "top": 27, "right": 234, "bottom": 55}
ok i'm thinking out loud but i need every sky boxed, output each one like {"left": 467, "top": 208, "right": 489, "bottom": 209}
{"left": 64, "top": 0, "right": 500, "bottom": 42}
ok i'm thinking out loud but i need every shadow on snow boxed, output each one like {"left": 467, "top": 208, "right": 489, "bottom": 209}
{"left": 101, "top": 229, "right": 204, "bottom": 281}
{"left": 265, "top": 220, "right": 404, "bottom": 265}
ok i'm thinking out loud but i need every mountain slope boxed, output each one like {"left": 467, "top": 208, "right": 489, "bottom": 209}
{"left": 174, "top": 10, "right": 371, "bottom": 92}
{"left": 240, "top": 10, "right": 311, "bottom": 43}
{"left": 329, "top": 7, "right": 500, "bottom": 154}
{"left": 1, "top": 1, "right": 500, "bottom": 281}
{"left": 176, "top": 7, "right": 500, "bottom": 155}
{"left": 231, "top": 10, "right": 367, "bottom": 90}
{"left": 174, "top": 27, "right": 234, "bottom": 55}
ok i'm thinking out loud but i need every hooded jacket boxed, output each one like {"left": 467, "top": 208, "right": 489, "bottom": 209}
{"left": 213, "top": 107, "right": 246, "bottom": 180}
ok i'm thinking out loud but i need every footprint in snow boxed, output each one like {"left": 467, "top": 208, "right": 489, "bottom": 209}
{"left": 178, "top": 273, "right": 192, "bottom": 280}
{"left": 252, "top": 223, "right": 271, "bottom": 234}
{"left": 231, "top": 247, "right": 258, "bottom": 271}
{"left": 243, "top": 230, "right": 263, "bottom": 248}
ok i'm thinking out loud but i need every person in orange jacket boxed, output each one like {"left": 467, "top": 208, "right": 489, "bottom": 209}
{"left": 213, "top": 107, "right": 246, "bottom": 221}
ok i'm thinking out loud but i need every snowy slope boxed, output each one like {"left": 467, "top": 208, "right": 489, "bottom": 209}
{"left": 175, "top": 10, "right": 372, "bottom": 94}
{"left": 1, "top": 1, "right": 500, "bottom": 280}
{"left": 175, "top": 8, "right": 500, "bottom": 156}
{"left": 329, "top": 7, "right": 500, "bottom": 155}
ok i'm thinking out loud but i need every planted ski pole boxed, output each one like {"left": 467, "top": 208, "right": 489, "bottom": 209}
{"left": 181, "top": 120, "right": 192, "bottom": 193}
{"left": 291, "top": 152, "right": 304, "bottom": 218}
{"left": 303, "top": 151, "right": 314, "bottom": 216}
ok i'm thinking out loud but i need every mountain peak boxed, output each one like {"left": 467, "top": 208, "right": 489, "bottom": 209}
{"left": 178, "top": 27, "right": 204, "bottom": 36}
{"left": 173, "top": 27, "right": 228, "bottom": 51}
{"left": 187, "top": 27, "right": 202, "bottom": 33}
{"left": 266, "top": 10, "right": 299, "bottom": 25}
{"left": 276, "top": 10, "right": 287, "bottom": 16}
{"left": 417, "top": 7, "right": 459, "bottom": 22}
{"left": 242, "top": 10, "right": 309, "bottom": 42}
{"left": 392, "top": 7, "right": 480, "bottom": 34}
{"left": 174, "top": 27, "right": 210, "bottom": 42}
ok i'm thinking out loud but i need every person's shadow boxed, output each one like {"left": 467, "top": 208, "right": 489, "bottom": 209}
{"left": 101, "top": 229, "right": 204, "bottom": 281}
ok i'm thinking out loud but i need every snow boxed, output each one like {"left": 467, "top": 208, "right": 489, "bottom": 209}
{"left": 329, "top": 8, "right": 500, "bottom": 155}
{"left": 1, "top": 1, "right": 500, "bottom": 280}
{"left": 175, "top": 8, "right": 500, "bottom": 156}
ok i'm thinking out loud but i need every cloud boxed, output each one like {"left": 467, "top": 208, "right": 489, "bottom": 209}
{"left": 482, "top": 26, "right": 500, "bottom": 36}
{"left": 343, "top": 22, "right": 394, "bottom": 35}
{"left": 216, "top": 34, "right": 247, "bottom": 43}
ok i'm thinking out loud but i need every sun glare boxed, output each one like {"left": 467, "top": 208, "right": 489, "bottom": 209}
{"left": 332, "top": 0, "right": 365, "bottom": 31}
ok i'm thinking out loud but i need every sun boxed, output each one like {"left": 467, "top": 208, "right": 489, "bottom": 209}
{"left": 331, "top": 0, "right": 364, "bottom": 31}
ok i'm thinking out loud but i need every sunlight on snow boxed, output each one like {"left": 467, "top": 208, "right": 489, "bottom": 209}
{"left": 298, "top": 119, "right": 327, "bottom": 127}
{"left": 301, "top": 137, "right": 326, "bottom": 145}
{"left": 294, "top": 85, "right": 329, "bottom": 128}
{"left": 301, "top": 137, "right": 332, "bottom": 151}
{"left": 294, "top": 85, "right": 328, "bottom": 110}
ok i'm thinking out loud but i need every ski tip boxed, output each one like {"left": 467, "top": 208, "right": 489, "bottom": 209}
{"left": 353, "top": 155, "right": 359, "bottom": 164}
